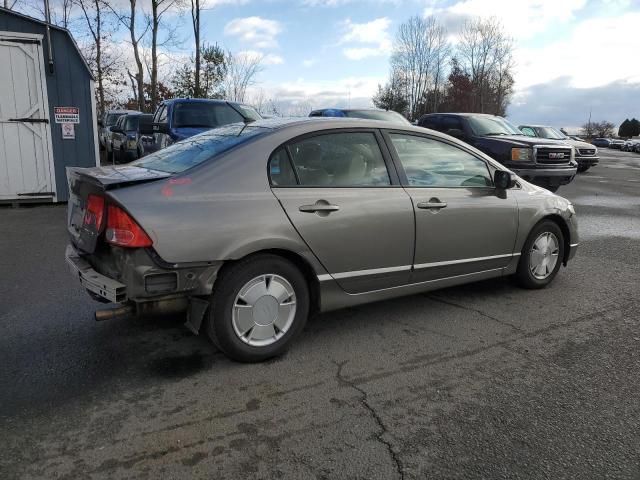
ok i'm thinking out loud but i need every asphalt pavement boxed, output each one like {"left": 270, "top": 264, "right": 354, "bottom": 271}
{"left": 0, "top": 149, "right": 639, "bottom": 479}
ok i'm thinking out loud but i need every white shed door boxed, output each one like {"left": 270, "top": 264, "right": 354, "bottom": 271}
{"left": 0, "top": 34, "right": 55, "bottom": 200}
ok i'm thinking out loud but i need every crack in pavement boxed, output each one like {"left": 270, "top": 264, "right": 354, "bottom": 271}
{"left": 427, "top": 294, "right": 522, "bottom": 332}
{"left": 333, "top": 360, "right": 405, "bottom": 480}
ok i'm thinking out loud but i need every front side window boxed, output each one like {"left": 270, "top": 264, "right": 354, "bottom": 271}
{"left": 156, "top": 105, "right": 168, "bottom": 123}
{"left": 284, "top": 132, "right": 391, "bottom": 187}
{"left": 389, "top": 134, "right": 492, "bottom": 188}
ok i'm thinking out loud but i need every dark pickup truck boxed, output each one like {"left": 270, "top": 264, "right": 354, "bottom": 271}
{"left": 418, "top": 113, "right": 577, "bottom": 192}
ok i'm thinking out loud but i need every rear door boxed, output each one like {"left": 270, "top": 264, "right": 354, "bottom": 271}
{"left": 270, "top": 130, "right": 415, "bottom": 293}
{"left": 0, "top": 34, "right": 55, "bottom": 201}
{"left": 384, "top": 131, "right": 519, "bottom": 282}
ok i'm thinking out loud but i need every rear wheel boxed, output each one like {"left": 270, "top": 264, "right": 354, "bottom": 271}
{"left": 206, "top": 254, "right": 309, "bottom": 362}
{"left": 516, "top": 220, "right": 565, "bottom": 289}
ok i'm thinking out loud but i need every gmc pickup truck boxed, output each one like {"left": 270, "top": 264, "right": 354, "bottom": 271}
{"left": 418, "top": 113, "right": 577, "bottom": 192}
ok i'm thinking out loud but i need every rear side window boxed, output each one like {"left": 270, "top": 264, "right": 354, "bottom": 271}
{"left": 389, "top": 134, "right": 492, "bottom": 188}
{"left": 269, "top": 148, "right": 297, "bottom": 186}
{"left": 172, "top": 102, "right": 244, "bottom": 128}
{"left": 283, "top": 132, "right": 390, "bottom": 187}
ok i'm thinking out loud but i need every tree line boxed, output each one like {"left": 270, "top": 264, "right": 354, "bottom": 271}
{"left": 580, "top": 119, "right": 639, "bottom": 138}
{"left": 373, "top": 15, "right": 515, "bottom": 121}
{"left": 11, "top": 0, "right": 264, "bottom": 115}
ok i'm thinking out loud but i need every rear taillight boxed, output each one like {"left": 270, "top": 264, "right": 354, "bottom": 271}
{"left": 83, "top": 194, "right": 105, "bottom": 230}
{"left": 105, "top": 205, "right": 153, "bottom": 248}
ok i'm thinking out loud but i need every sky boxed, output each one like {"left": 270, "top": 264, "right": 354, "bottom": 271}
{"left": 15, "top": 0, "right": 640, "bottom": 129}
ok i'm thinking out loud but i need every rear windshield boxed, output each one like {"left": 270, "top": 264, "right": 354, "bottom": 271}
{"left": 173, "top": 102, "right": 244, "bottom": 128}
{"left": 344, "top": 110, "right": 410, "bottom": 125}
{"left": 130, "top": 124, "right": 268, "bottom": 173}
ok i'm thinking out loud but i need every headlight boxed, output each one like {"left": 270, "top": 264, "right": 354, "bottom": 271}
{"left": 511, "top": 148, "right": 532, "bottom": 161}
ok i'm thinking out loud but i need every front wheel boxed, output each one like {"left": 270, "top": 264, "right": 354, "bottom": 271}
{"left": 516, "top": 220, "right": 565, "bottom": 289}
{"left": 206, "top": 254, "right": 310, "bottom": 362}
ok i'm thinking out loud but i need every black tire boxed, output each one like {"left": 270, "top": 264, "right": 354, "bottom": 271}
{"left": 206, "top": 254, "right": 310, "bottom": 362}
{"left": 577, "top": 164, "right": 589, "bottom": 173}
{"left": 516, "top": 220, "right": 565, "bottom": 289}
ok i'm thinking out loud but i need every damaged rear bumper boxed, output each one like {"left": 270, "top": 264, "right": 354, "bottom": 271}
{"left": 66, "top": 245, "right": 127, "bottom": 303}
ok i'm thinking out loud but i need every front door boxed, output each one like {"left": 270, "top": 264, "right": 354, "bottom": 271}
{"left": 385, "top": 132, "right": 519, "bottom": 283}
{"left": 270, "top": 130, "right": 415, "bottom": 293}
{"left": 0, "top": 33, "right": 54, "bottom": 201}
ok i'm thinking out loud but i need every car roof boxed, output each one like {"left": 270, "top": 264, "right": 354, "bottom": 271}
{"left": 162, "top": 98, "right": 229, "bottom": 105}
{"left": 243, "top": 117, "right": 443, "bottom": 137}
{"left": 421, "top": 112, "right": 502, "bottom": 118}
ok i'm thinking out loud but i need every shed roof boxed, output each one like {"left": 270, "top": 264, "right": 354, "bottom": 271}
{"left": 0, "top": 6, "right": 94, "bottom": 80}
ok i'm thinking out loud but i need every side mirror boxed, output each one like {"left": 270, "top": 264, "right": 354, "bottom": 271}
{"left": 494, "top": 170, "right": 516, "bottom": 190}
{"left": 446, "top": 128, "right": 464, "bottom": 139}
{"left": 151, "top": 122, "right": 170, "bottom": 134}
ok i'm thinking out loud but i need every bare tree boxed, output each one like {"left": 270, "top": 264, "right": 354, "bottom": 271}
{"left": 458, "top": 17, "right": 514, "bottom": 115}
{"left": 117, "top": 0, "right": 148, "bottom": 111}
{"left": 391, "top": 16, "right": 449, "bottom": 120}
{"left": 190, "top": 0, "right": 201, "bottom": 96}
{"left": 148, "top": 0, "right": 181, "bottom": 110}
{"left": 75, "top": 0, "right": 109, "bottom": 113}
{"left": 223, "top": 51, "right": 263, "bottom": 103}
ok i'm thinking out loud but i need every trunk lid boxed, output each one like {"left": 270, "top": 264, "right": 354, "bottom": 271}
{"left": 66, "top": 166, "right": 170, "bottom": 253}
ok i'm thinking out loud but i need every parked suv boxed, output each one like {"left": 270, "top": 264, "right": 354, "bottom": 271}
{"left": 110, "top": 113, "right": 154, "bottom": 163}
{"left": 418, "top": 113, "right": 577, "bottom": 192}
{"left": 142, "top": 98, "right": 262, "bottom": 153}
{"left": 519, "top": 124, "right": 599, "bottom": 172}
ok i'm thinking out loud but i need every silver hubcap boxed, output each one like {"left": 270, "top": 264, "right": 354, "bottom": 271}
{"left": 232, "top": 274, "right": 297, "bottom": 347}
{"left": 529, "top": 232, "right": 560, "bottom": 280}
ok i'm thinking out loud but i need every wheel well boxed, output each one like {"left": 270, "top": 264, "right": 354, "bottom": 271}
{"left": 217, "top": 249, "right": 321, "bottom": 316}
{"left": 543, "top": 214, "right": 571, "bottom": 266}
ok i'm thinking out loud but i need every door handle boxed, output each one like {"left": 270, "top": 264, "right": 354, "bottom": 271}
{"left": 417, "top": 199, "right": 447, "bottom": 210}
{"left": 299, "top": 203, "right": 340, "bottom": 213}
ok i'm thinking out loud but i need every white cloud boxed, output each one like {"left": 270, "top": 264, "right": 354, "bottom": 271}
{"left": 235, "top": 50, "right": 284, "bottom": 65}
{"left": 302, "top": 59, "right": 317, "bottom": 67}
{"left": 425, "top": 0, "right": 588, "bottom": 40}
{"left": 515, "top": 11, "right": 640, "bottom": 90}
{"left": 224, "top": 17, "right": 283, "bottom": 49}
{"left": 339, "top": 17, "right": 392, "bottom": 60}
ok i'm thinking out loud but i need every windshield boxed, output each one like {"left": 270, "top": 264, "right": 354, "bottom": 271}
{"left": 537, "top": 127, "right": 567, "bottom": 140}
{"left": 124, "top": 116, "right": 139, "bottom": 131}
{"left": 131, "top": 124, "right": 268, "bottom": 173}
{"left": 106, "top": 113, "right": 123, "bottom": 126}
{"left": 467, "top": 116, "right": 522, "bottom": 136}
{"left": 344, "top": 110, "right": 410, "bottom": 125}
{"left": 173, "top": 102, "right": 244, "bottom": 128}
{"left": 231, "top": 104, "right": 262, "bottom": 122}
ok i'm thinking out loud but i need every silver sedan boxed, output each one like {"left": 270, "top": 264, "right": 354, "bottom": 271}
{"left": 66, "top": 118, "right": 579, "bottom": 362}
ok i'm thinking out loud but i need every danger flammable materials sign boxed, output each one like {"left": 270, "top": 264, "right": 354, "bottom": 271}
{"left": 54, "top": 107, "right": 80, "bottom": 124}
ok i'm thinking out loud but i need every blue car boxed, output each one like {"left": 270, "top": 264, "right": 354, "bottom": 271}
{"left": 143, "top": 98, "right": 262, "bottom": 153}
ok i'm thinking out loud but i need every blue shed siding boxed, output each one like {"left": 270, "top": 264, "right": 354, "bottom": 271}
{"left": 0, "top": 10, "right": 97, "bottom": 202}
